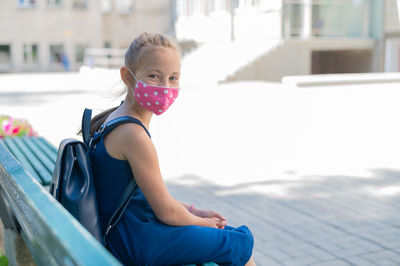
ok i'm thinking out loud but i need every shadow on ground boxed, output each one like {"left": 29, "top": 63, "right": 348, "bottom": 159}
{"left": 166, "top": 169, "right": 400, "bottom": 265}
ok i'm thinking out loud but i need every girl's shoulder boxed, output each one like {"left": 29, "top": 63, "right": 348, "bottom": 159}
{"left": 106, "top": 119, "right": 149, "bottom": 142}
{"left": 103, "top": 120, "right": 152, "bottom": 161}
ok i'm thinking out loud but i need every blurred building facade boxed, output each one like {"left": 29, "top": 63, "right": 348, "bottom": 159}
{"left": 175, "top": 0, "right": 390, "bottom": 82}
{"left": 0, "top": 0, "right": 174, "bottom": 72}
{"left": 2, "top": 0, "right": 399, "bottom": 79}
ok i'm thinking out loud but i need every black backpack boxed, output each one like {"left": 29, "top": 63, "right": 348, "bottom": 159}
{"left": 49, "top": 109, "right": 147, "bottom": 246}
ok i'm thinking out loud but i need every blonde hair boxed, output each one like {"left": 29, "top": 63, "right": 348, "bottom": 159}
{"left": 88, "top": 32, "right": 179, "bottom": 136}
{"left": 125, "top": 32, "right": 179, "bottom": 73}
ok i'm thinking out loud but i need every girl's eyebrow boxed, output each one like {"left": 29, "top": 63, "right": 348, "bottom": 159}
{"left": 146, "top": 69, "right": 180, "bottom": 75}
{"left": 145, "top": 69, "right": 162, "bottom": 73}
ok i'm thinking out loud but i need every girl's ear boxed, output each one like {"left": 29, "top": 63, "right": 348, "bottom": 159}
{"left": 120, "top": 66, "right": 135, "bottom": 88}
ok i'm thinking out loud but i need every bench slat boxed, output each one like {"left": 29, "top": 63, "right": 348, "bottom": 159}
{"left": 20, "top": 137, "right": 55, "bottom": 182}
{"left": 31, "top": 137, "right": 57, "bottom": 164}
{"left": 0, "top": 138, "right": 42, "bottom": 184}
{"left": 36, "top": 137, "right": 58, "bottom": 157}
{"left": 12, "top": 137, "right": 52, "bottom": 185}
{"left": 0, "top": 142, "right": 122, "bottom": 265}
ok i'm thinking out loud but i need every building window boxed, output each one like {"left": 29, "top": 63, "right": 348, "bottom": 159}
{"left": 48, "top": 0, "right": 62, "bottom": 8}
{"left": 18, "top": 0, "right": 36, "bottom": 8}
{"left": 102, "top": 0, "right": 112, "bottom": 13}
{"left": 282, "top": 3, "right": 304, "bottom": 38}
{"left": 238, "top": 0, "right": 253, "bottom": 8}
{"left": 104, "top": 41, "right": 112, "bottom": 49}
{"left": 49, "top": 44, "right": 64, "bottom": 63}
{"left": 210, "top": 0, "right": 227, "bottom": 12}
{"left": 116, "top": 0, "right": 133, "bottom": 14}
{"left": 73, "top": 0, "right": 88, "bottom": 9}
{"left": 187, "top": 0, "right": 202, "bottom": 16}
{"left": 23, "top": 44, "right": 39, "bottom": 64}
{"left": 176, "top": 0, "right": 205, "bottom": 17}
{"left": 282, "top": 0, "right": 369, "bottom": 39}
{"left": 0, "top": 45, "right": 11, "bottom": 65}
{"left": 75, "top": 44, "right": 88, "bottom": 63}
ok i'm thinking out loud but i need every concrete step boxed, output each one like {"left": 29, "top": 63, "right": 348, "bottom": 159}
{"left": 180, "top": 40, "right": 281, "bottom": 86}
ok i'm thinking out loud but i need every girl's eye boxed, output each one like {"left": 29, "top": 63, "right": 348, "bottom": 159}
{"left": 170, "top": 76, "right": 179, "bottom": 81}
{"left": 148, "top": 74, "right": 158, "bottom": 79}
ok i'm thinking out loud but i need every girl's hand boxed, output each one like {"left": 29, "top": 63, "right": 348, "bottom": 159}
{"left": 203, "top": 217, "right": 227, "bottom": 229}
{"left": 193, "top": 208, "right": 227, "bottom": 222}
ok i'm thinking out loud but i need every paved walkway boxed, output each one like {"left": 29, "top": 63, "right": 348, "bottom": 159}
{"left": 1, "top": 72, "right": 400, "bottom": 265}
{"left": 167, "top": 171, "right": 400, "bottom": 265}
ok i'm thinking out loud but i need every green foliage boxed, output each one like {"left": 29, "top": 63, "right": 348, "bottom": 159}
{"left": 0, "top": 254, "right": 8, "bottom": 266}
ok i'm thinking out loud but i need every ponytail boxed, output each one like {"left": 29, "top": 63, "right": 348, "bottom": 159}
{"left": 77, "top": 106, "right": 119, "bottom": 137}
{"left": 89, "top": 107, "right": 119, "bottom": 136}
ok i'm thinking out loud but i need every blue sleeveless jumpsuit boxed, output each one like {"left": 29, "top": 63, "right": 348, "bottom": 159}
{"left": 89, "top": 116, "right": 254, "bottom": 265}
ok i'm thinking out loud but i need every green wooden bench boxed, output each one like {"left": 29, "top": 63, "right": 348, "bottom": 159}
{"left": 1, "top": 136, "right": 56, "bottom": 187}
{"left": 0, "top": 136, "right": 121, "bottom": 265}
{"left": 0, "top": 136, "right": 218, "bottom": 266}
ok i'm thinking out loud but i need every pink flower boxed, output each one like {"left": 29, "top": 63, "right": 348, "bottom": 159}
{"left": 0, "top": 115, "right": 37, "bottom": 137}
{"left": 4, "top": 123, "right": 11, "bottom": 133}
{"left": 12, "top": 127, "right": 20, "bottom": 135}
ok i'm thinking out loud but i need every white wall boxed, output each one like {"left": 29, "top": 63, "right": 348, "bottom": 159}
{"left": 225, "top": 39, "right": 375, "bottom": 82}
{"left": 385, "top": 0, "right": 400, "bottom": 32}
{"left": 103, "top": 0, "right": 173, "bottom": 49}
{"left": 175, "top": 2, "right": 282, "bottom": 42}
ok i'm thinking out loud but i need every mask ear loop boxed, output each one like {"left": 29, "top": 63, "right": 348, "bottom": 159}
{"left": 127, "top": 68, "right": 139, "bottom": 82}
{"left": 127, "top": 68, "right": 140, "bottom": 101}
{"left": 127, "top": 68, "right": 139, "bottom": 101}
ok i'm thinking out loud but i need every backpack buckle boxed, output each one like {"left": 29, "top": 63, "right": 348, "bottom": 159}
{"left": 105, "top": 225, "right": 112, "bottom": 237}
{"left": 88, "top": 138, "right": 93, "bottom": 147}
{"left": 99, "top": 124, "right": 106, "bottom": 134}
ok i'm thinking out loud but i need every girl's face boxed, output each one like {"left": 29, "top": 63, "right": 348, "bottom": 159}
{"left": 136, "top": 47, "right": 181, "bottom": 88}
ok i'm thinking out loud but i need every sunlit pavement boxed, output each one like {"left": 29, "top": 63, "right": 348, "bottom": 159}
{"left": 2, "top": 71, "right": 400, "bottom": 265}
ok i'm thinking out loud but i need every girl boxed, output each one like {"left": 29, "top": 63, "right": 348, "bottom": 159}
{"left": 89, "top": 32, "right": 255, "bottom": 266}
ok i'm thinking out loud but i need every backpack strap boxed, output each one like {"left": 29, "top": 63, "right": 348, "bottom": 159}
{"left": 82, "top": 108, "right": 92, "bottom": 147}
{"left": 96, "top": 116, "right": 150, "bottom": 245}
{"left": 103, "top": 179, "right": 137, "bottom": 243}
{"left": 79, "top": 109, "right": 150, "bottom": 245}
{"left": 90, "top": 116, "right": 151, "bottom": 149}
{"left": 103, "top": 116, "right": 150, "bottom": 138}
{"left": 83, "top": 112, "right": 150, "bottom": 246}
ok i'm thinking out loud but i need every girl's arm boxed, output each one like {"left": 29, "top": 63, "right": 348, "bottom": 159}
{"left": 117, "top": 124, "right": 222, "bottom": 228}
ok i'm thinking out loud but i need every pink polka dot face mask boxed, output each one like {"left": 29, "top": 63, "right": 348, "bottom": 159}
{"left": 128, "top": 68, "right": 179, "bottom": 115}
